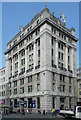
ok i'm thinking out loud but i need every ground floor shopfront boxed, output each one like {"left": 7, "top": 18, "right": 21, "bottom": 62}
{"left": 5, "top": 95, "right": 76, "bottom": 113}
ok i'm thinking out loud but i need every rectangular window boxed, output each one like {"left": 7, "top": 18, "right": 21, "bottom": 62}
{"left": 52, "top": 49, "right": 53, "bottom": 56}
{"left": 36, "top": 28, "right": 40, "bottom": 36}
{"left": 68, "top": 66, "right": 70, "bottom": 71}
{"left": 28, "top": 76, "right": 32, "bottom": 83}
{"left": 20, "top": 87, "right": 24, "bottom": 94}
{"left": 21, "top": 67, "right": 25, "bottom": 73}
{"left": 62, "top": 53, "right": 63, "bottom": 60}
{"left": 29, "top": 54, "right": 33, "bottom": 61}
{"left": 60, "top": 75, "right": 65, "bottom": 82}
{"left": 61, "top": 44, "right": 63, "bottom": 50}
{"left": 38, "top": 50, "right": 40, "bottom": 57}
{"left": 58, "top": 43, "right": 60, "bottom": 48}
{"left": 37, "top": 84, "right": 40, "bottom": 91}
{"left": 14, "top": 54, "right": 18, "bottom": 60}
{"left": 64, "top": 36, "right": 66, "bottom": 40}
{"left": 68, "top": 47, "right": 70, "bottom": 53}
{"left": 52, "top": 38, "right": 53, "bottom": 45}
{"left": 69, "top": 86, "right": 71, "bottom": 93}
{"left": 52, "top": 72, "right": 55, "bottom": 80}
{"left": 21, "top": 50, "right": 25, "bottom": 56}
{"left": 28, "top": 85, "right": 32, "bottom": 92}
{"left": 32, "top": 45, "right": 34, "bottom": 50}
{"left": 38, "top": 60, "right": 40, "bottom": 66}
{"left": 21, "top": 58, "right": 25, "bottom": 65}
{"left": 52, "top": 83, "right": 55, "bottom": 91}
{"left": 79, "top": 91, "right": 81, "bottom": 95}
{"left": 38, "top": 40, "right": 40, "bottom": 46}
{"left": 15, "top": 62, "right": 18, "bottom": 69}
{"left": 80, "top": 84, "right": 81, "bottom": 88}
{"left": 37, "top": 19, "right": 39, "bottom": 25}
{"left": 14, "top": 89, "right": 17, "bottom": 94}
{"left": 14, "top": 81, "right": 17, "bottom": 87}
{"left": 37, "top": 73, "right": 40, "bottom": 81}
{"left": 20, "top": 78, "right": 24, "bottom": 85}
{"left": 58, "top": 52, "right": 60, "bottom": 59}
{"left": 60, "top": 85, "right": 65, "bottom": 92}
{"left": 54, "top": 30, "right": 56, "bottom": 34}
{"left": 59, "top": 32, "right": 61, "bottom": 37}
{"left": 68, "top": 56, "right": 70, "bottom": 63}
{"left": 69, "top": 77, "right": 71, "bottom": 84}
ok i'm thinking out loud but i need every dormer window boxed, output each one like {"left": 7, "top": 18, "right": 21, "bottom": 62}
{"left": 9, "top": 45, "right": 11, "bottom": 48}
{"left": 37, "top": 20, "right": 39, "bottom": 25}
{"left": 14, "top": 39, "right": 17, "bottom": 45}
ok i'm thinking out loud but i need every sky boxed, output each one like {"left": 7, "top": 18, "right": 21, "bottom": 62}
{"left": 1, "top": 1, "right": 79, "bottom": 69}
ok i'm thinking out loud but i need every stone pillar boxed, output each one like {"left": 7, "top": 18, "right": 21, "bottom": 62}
{"left": 34, "top": 42, "right": 37, "bottom": 68}
{"left": 64, "top": 45, "right": 68, "bottom": 69}
{"left": 70, "top": 48, "right": 73, "bottom": 71}
{"left": 40, "top": 32, "right": 51, "bottom": 67}
{"left": 73, "top": 48, "right": 77, "bottom": 75}
{"left": 55, "top": 96, "right": 60, "bottom": 110}
{"left": 5, "top": 56, "right": 10, "bottom": 81}
{"left": 25, "top": 48, "right": 28, "bottom": 73}
{"left": 18, "top": 52, "right": 21, "bottom": 74}
{"left": 55, "top": 40, "right": 58, "bottom": 67}
{"left": 40, "top": 95, "right": 52, "bottom": 113}
{"left": 65, "top": 97, "right": 69, "bottom": 109}
{"left": 12, "top": 57, "right": 15, "bottom": 76}
{"left": 55, "top": 74, "right": 60, "bottom": 92}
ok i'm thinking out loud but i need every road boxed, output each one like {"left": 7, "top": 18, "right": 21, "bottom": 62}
{"left": 0, "top": 113, "right": 80, "bottom": 120}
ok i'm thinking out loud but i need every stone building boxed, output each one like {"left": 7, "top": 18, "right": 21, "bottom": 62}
{"left": 0, "top": 67, "right": 6, "bottom": 108}
{"left": 4, "top": 8, "right": 78, "bottom": 113}
{"left": 77, "top": 67, "right": 81, "bottom": 102}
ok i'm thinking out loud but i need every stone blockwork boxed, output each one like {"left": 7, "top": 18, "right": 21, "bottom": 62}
{"left": 3, "top": 8, "right": 78, "bottom": 113}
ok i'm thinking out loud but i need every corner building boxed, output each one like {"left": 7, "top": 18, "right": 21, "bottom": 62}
{"left": 4, "top": 8, "right": 78, "bottom": 113}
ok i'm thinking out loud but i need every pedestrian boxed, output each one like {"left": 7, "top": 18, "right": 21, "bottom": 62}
{"left": 6, "top": 109, "right": 8, "bottom": 115}
{"left": 43, "top": 110, "right": 45, "bottom": 115}
{"left": 22, "top": 109, "right": 25, "bottom": 115}
{"left": 52, "top": 108, "right": 55, "bottom": 118}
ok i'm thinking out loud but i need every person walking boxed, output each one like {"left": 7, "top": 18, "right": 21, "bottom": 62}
{"left": 52, "top": 108, "right": 55, "bottom": 118}
{"left": 22, "top": 109, "right": 25, "bottom": 116}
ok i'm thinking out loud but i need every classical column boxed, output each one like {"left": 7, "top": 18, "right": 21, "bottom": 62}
{"left": 70, "top": 48, "right": 73, "bottom": 71}
{"left": 6, "top": 57, "right": 10, "bottom": 80}
{"left": 55, "top": 40, "right": 58, "bottom": 67}
{"left": 18, "top": 52, "right": 21, "bottom": 74}
{"left": 25, "top": 48, "right": 28, "bottom": 73}
{"left": 12, "top": 57, "right": 15, "bottom": 76}
{"left": 64, "top": 44, "right": 68, "bottom": 70}
{"left": 34, "top": 41, "right": 37, "bottom": 68}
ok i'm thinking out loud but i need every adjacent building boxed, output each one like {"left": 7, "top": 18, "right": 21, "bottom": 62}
{"left": 77, "top": 67, "right": 81, "bottom": 102}
{"left": 0, "top": 67, "right": 6, "bottom": 107}
{"left": 4, "top": 8, "right": 78, "bottom": 113}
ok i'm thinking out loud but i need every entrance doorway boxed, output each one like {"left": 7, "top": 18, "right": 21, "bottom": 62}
{"left": 28, "top": 98, "right": 32, "bottom": 108}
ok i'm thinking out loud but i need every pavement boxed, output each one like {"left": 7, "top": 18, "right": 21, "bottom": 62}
{"left": 0, "top": 113, "right": 80, "bottom": 120}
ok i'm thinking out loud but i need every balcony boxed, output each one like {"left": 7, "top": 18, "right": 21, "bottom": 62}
{"left": 26, "top": 68, "right": 33, "bottom": 73}
{"left": 35, "top": 65, "right": 40, "bottom": 69}
{"left": 19, "top": 71, "right": 25, "bottom": 76}
{"left": 13, "top": 74, "right": 18, "bottom": 78}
